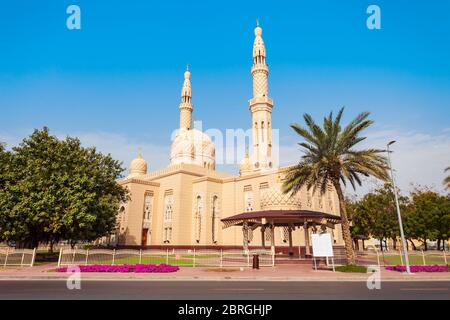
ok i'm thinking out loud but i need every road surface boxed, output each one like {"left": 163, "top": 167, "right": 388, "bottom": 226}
{"left": 0, "top": 280, "right": 449, "bottom": 300}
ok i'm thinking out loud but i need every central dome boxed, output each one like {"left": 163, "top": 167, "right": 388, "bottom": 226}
{"left": 170, "top": 128, "right": 215, "bottom": 169}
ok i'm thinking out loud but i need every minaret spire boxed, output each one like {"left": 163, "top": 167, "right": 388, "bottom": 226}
{"left": 248, "top": 21, "right": 274, "bottom": 171}
{"left": 179, "top": 65, "right": 193, "bottom": 130}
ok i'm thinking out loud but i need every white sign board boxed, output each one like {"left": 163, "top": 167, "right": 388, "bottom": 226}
{"left": 311, "top": 233, "right": 334, "bottom": 257}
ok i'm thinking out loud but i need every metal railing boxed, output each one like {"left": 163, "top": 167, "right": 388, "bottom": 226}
{"left": 354, "top": 247, "right": 448, "bottom": 267}
{"left": 0, "top": 248, "right": 36, "bottom": 267}
{"left": 57, "top": 248, "right": 275, "bottom": 268}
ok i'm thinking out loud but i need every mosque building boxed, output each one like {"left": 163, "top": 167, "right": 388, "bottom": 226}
{"left": 115, "top": 23, "right": 343, "bottom": 254}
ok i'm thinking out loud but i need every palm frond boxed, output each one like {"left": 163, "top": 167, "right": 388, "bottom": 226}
{"left": 283, "top": 108, "right": 389, "bottom": 195}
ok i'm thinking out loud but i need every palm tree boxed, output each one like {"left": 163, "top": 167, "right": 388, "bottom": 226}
{"left": 444, "top": 167, "right": 450, "bottom": 190}
{"left": 282, "top": 108, "right": 389, "bottom": 264}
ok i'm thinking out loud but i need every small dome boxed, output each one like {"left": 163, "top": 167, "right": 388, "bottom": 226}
{"left": 260, "top": 185, "right": 302, "bottom": 210}
{"left": 170, "top": 128, "right": 215, "bottom": 169}
{"left": 128, "top": 153, "right": 148, "bottom": 177}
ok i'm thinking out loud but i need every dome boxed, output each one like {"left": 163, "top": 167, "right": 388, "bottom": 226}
{"left": 128, "top": 153, "right": 148, "bottom": 177}
{"left": 170, "top": 128, "right": 215, "bottom": 169}
{"left": 260, "top": 185, "right": 302, "bottom": 210}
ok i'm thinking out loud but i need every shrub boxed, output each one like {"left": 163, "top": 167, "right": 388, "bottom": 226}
{"left": 335, "top": 265, "right": 368, "bottom": 273}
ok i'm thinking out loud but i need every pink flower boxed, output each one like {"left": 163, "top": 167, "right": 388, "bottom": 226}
{"left": 385, "top": 265, "right": 449, "bottom": 273}
{"left": 56, "top": 264, "right": 179, "bottom": 273}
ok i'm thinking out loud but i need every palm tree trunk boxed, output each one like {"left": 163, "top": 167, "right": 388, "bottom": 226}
{"left": 334, "top": 182, "right": 356, "bottom": 265}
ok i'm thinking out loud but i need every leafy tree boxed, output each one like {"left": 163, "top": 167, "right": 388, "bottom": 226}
{"left": 354, "top": 184, "right": 409, "bottom": 250}
{"left": 0, "top": 128, "right": 128, "bottom": 250}
{"left": 0, "top": 142, "right": 7, "bottom": 189}
{"left": 405, "top": 188, "right": 450, "bottom": 250}
{"left": 282, "top": 108, "right": 389, "bottom": 264}
{"left": 347, "top": 198, "right": 371, "bottom": 250}
{"left": 444, "top": 167, "right": 450, "bottom": 190}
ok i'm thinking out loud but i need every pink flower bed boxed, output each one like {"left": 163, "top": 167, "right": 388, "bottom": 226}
{"left": 56, "top": 264, "right": 179, "bottom": 273}
{"left": 385, "top": 265, "right": 449, "bottom": 273}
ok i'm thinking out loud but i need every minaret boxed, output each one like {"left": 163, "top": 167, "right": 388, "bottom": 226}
{"left": 248, "top": 20, "right": 274, "bottom": 170}
{"left": 179, "top": 65, "right": 193, "bottom": 130}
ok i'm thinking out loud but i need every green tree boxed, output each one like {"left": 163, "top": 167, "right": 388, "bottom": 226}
{"left": 0, "top": 128, "right": 128, "bottom": 250}
{"left": 0, "top": 142, "right": 7, "bottom": 189}
{"left": 444, "top": 167, "right": 450, "bottom": 190}
{"left": 405, "top": 188, "right": 450, "bottom": 250}
{"left": 354, "top": 184, "right": 409, "bottom": 250}
{"left": 282, "top": 108, "right": 389, "bottom": 264}
{"left": 347, "top": 198, "right": 371, "bottom": 250}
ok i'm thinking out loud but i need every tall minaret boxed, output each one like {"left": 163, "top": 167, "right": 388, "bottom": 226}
{"left": 248, "top": 20, "right": 274, "bottom": 171}
{"left": 179, "top": 65, "right": 193, "bottom": 130}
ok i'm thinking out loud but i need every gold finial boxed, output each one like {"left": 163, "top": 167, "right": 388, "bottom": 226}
{"left": 256, "top": 18, "right": 260, "bottom": 27}
{"left": 138, "top": 147, "right": 142, "bottom": 158}
{"left": 186, "top": 64, "right": 189, "bottom": 71}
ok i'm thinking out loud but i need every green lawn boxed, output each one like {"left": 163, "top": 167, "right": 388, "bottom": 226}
{"left": 362, "top": 254, "right": 448, "bottom": 265}
{"left": 89, "top": 255, "right": 222, "bottom": 266}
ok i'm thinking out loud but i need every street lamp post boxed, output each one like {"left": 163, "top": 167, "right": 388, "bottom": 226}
{"left": 386, "top": 141, "right": 411, "bottom": 274}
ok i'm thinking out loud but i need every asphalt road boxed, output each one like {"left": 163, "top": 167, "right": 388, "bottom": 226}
{"left": 0, "top": 280, "right": 448, "bottom": 300}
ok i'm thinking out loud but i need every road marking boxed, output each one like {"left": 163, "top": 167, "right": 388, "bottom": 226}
{"left": 400, "top": 288, "right": 448, "bottom": 292}
{"left": 212, "top": 288, "right": 265, "bottom": 291}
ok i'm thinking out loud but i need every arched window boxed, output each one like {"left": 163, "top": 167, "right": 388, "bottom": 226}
{"left": 143, "top": 194, "right": 153, "bottom": 220}
{"left": 164, "top": 197, "right": 173, "bottom": 222}
{"left": 163, "top": 196, "right": 173, "bottom": 243}
{"left": 211, "top": 196, "right": 219, "bottom": 244}
{"left": 194, "top": 195, "right": 202, "bottom": 243}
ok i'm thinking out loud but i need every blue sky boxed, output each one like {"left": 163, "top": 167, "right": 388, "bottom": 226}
{"left": 1, "top": 0, "right": 450, "bottom": 194}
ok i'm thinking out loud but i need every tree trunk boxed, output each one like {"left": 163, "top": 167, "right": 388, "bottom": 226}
{"left": 408, "top": 239, "right": 417, "bottom": 251}
{"left": 48, "top": 241, "right": 54, "bottom": 254}
{"left": 334, "top": 183, "right": 356, "bottom": 265}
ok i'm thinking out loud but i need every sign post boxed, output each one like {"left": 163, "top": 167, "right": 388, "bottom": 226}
{"left": 311, "top": 233, "right": 335, "bottom": 272}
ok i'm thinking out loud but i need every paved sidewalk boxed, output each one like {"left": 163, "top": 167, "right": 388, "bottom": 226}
{"left": 1, "top": 263, "right": 449, "bottom": 281}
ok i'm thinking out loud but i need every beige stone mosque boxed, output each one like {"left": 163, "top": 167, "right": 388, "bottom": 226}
{"left": 115, "top": 23, "right": 343, "bottom": 256}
